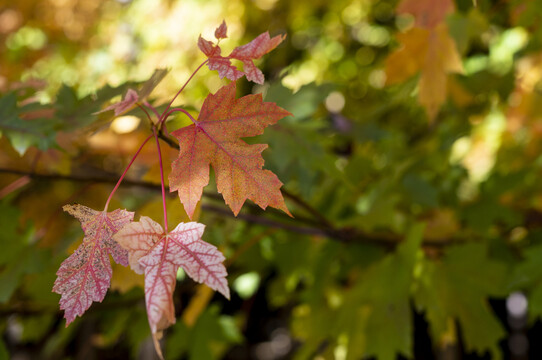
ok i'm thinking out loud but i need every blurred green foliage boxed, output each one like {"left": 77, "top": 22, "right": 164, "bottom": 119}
{"left": 3, "top": 0, "right": 542, "bottom": 359}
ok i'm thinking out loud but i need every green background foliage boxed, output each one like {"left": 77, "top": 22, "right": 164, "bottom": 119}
{"left": 2, "top": 0, "right": 542, "bottom": 359}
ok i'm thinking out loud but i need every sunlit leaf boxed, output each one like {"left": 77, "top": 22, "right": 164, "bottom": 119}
{"left": 169, "top": 82, "right": 291, "bottom": 218}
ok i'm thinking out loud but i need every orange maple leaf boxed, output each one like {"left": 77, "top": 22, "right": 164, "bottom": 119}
{"left": 385, "top": 24, "right": 463, "bottom": 120}
{"left": 169, "top": 82, "right": 292, "bottom": 219}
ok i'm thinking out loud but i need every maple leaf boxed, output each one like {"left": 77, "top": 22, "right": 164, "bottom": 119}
{"left": 199, "top": 21, "right": 286, "bottom": 84}
{"left": 169, "top": 82, "right": 292, "bottom": 219}
{"left": 113, "top": 216, "right": 229, "bottom": 333}
{"left": 385, "top": 24, "right": 463, "bottom": 120}
{"left": 53, "top": 204, "right": 134, "bottom": 325}
{"left": 418, "top": 24, "right": 464, "bottom": 120}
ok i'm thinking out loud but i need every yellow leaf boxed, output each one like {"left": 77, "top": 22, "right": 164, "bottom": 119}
{"left": 385, "top": 27, "right": 429, "bottom": 84}
{"left": 386, "top": 24, "right": 463, "bottom": 121}
{"left": 419, "top": 24, "right": 463, "bottom": 121}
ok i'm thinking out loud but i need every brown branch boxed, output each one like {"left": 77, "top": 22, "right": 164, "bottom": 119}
{"left": 0, "top": 167, "right": 463, "bottom": 248}
{"left": 157, "top": 129, "right": 179, "bottom": 149}
{"left": 0, "top": 168, "right": 156, "bottom": 189}
{"left": 281, "top": 188, "right": 334, "bottom": 228}
{"left": 0, "top": 168, "right": 307, "bottom": 220}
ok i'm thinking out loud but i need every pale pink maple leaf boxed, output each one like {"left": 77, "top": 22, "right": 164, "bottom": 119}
{"left": 229, "top": 32, "right": 286, "bottom": 84}
{"left": 208, "top": 57, "right": 244, "bottom": 81}
{"left": 53, "top": 204, "right": 134, "bottom": 325}
{"left": 113, "top": 216, "right": 229, "bottom": 333}
{"left": 169, "top": 82, "right": 292, "bottom": 219}
{"left": 199, "top": 22, "right": 286, "bottom": 84}
{"left": 198, "top": 32, "right": 242, "bottom": 80}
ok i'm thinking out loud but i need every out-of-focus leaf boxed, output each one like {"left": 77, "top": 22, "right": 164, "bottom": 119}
{"left": 20, "top": 314, "right": 55, "bottom": 342}
{"left": 0, "top": 199, "right": 24, "bottom": 264}
{"left": 126, "top": 308, "right": 153, "bottom": 359}
{"left": 0, "top": 200, "right": 49, "bottom": 303}
{"left": 260, "top": 83, "right": 350, "bottom": 197}
{"left": 386, "top": 24, "right": 463, "bottom": 120}
{"left": 138, "top": 68, "right": 170, "bottom": 100}
{"left": 94, "top": 68, "right": 169, "bottom": 117}
{"left": 414, "top": 243, "right": 507, "bottom": 358}
{"left": 264, "top": 82, "right": 334, "bottom": 120}
{"left": 510, "top": 244, "right": 542, "bottom": 320}
{"left": 0, "top": 246, "right": 49, "bottom": 303}
{"left": 402, "top": 173, "right": 439, "bottom": 208}
{"left": 0, "top": 338, "right": 7, "bottom": 360}
{"left": 42, "top": 321, "right": 79, "bottom": 359}
{"left": 0, "top": 92, "right": 58, "bottom": 155}
{"left": 167, "top": 305, "right": 242, "bottom": 360}
{"left": 423, "top": 209, "right": 460, "bottom": 240}
{"left": 342, "top": 223, "right": 425, "bottom": 360}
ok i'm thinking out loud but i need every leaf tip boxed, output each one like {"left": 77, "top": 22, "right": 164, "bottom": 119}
{"left": 151, "top": 333, "right": 165, "bottom": 360}
{"left": 221, "top": 286, "right": 231, "bottom": 300}
{"left": 284, "top": 206, "right": 293, "bottom": 218}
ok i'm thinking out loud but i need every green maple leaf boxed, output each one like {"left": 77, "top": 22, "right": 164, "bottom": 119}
{"left": 414, "top": 243, "right": 507, "bottom": 359}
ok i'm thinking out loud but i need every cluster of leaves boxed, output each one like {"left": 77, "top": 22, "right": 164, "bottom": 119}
{"left": 41, "top": 22, "right": 288, "bottom": 357}
{"left": 5, "top": 0, "right": 542, "bottom": 359}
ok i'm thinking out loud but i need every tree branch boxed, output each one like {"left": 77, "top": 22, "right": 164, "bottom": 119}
{"left": 0, "top": 167, "right": 462, "bottom": 248}
{"left": 157, "top": 129, "right": 178, "bottom": 149}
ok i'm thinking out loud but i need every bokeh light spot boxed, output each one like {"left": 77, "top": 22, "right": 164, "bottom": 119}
{"left": 325, "top": 91, "right": 345, "bottom": 113}
{"left": 110, "top": 115, "right": 141, "bottom": 134}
